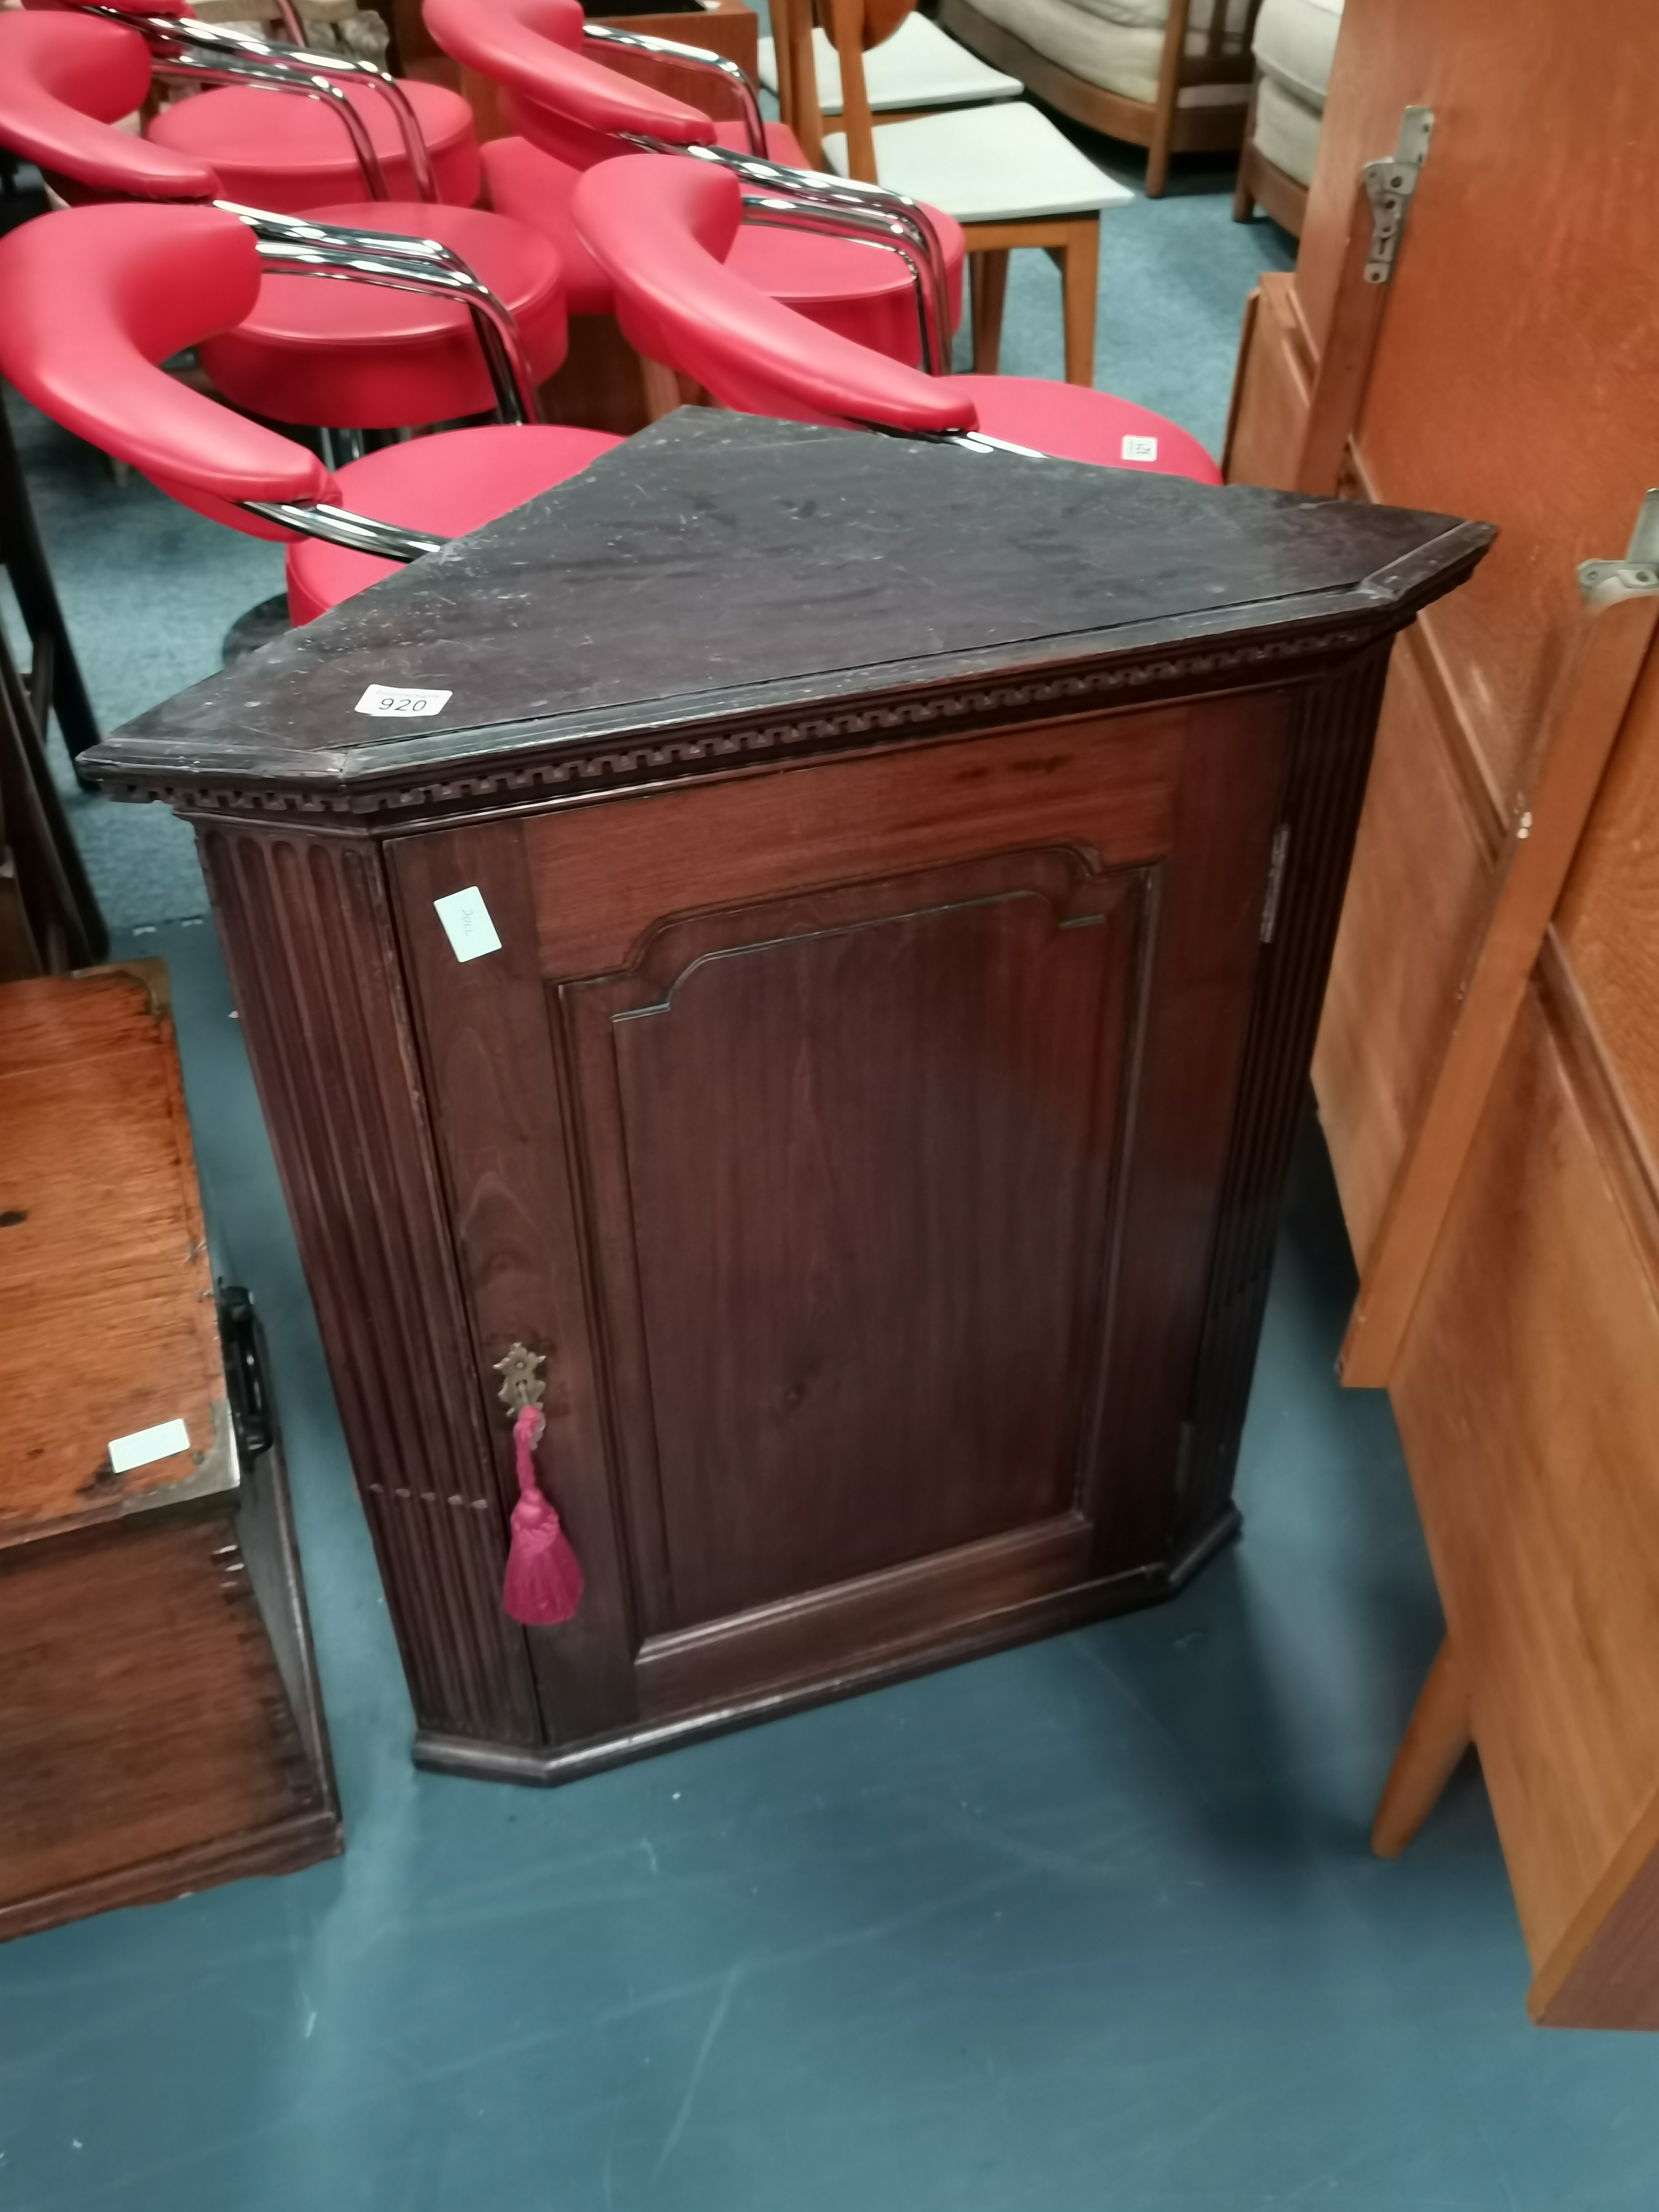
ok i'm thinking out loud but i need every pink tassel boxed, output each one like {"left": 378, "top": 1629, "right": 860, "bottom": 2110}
{"left": 502, "top": 1403, "right": 583, "bottom": 1626}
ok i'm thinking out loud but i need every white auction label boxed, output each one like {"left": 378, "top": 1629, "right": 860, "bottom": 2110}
{"left": 1120, "top": 434, "right": 1159, "bottom": 463}
{"left": 434, "top": 885, "right": 503, "bottom": 962}
{"left": 108, "top": 1417, "right": 192, "bottom": 1475}
{"left": 355, "top": 684, "right": 453, "bottom": 719}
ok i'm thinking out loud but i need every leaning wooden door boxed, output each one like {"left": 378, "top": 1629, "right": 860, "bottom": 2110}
{"left": 392, "top": 696, "right": 1287, "bottom": 1757}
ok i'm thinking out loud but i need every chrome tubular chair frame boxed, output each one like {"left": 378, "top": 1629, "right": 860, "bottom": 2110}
{"left": 737, "top": 186, "right": 951, "bottom": 377}
{"left": 225, "top": 203, "right": 543, "bottom": 426}
{"left": 581, "top": 21, "right": 767, "bottom": 159}
{"left": 236, "top": 496, "right": 447, "bottom": 559}
{"left": 82, "top": 6, "right": 438, "bottom": 202}
{"left": 679, "top": 141, "right": 956, "bottom": 376}
{"left": 582, "top": 15, "right": 954, "bottom": 351}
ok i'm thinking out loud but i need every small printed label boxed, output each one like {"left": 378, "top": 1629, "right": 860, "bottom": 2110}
{"left": 1120, "top": 434, "right": 1159, "bottom": 463}
{"left": 434, "top": 886, "right": 503, "bottom": 963}
{"left": 355, "top": 684, "right": 453, "bottom": 719}
{"left": 108, "top": 1417, "right": 192, "bottom": 1475}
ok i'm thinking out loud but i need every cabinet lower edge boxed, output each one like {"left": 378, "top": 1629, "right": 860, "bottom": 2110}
{"left": 0, "top": 1807, "right": 344, "bottom": 1948}
{"left": 411, "top": 1521, "right": 1239, "bottom": 1787}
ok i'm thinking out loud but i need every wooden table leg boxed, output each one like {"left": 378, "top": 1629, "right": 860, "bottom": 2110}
{"left": 1058, "top": 217, "right": 1099, "bottom": 387}
{"left": 1371, "top": 1634, "right": 1472, "bottom": 1857}
{"left": 970, "top": 248, "right": 1010, "bottom": 375}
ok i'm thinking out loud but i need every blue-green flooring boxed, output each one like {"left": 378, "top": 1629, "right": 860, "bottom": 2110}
{"left": 7, "top": 141, "right": 1659, "bottom": 2212}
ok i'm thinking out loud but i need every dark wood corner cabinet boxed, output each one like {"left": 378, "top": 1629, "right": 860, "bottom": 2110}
{"left": 86, "top": 416, "right": 1488, "bottom": 1785}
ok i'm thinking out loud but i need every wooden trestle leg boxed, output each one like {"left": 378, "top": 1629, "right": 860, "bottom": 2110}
{"left": 1371, "top": 1634, "right": 1472, "bottom": 1858}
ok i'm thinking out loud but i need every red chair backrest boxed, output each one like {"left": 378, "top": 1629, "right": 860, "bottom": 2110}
{"left": 0, "top": 11, "right": 216, "bottom": 200}
{"left": 573, "top": 154, "right": 978, "bottom": 435}
{"left": 423, "top": 0, "right": 718, "bottom": 170}
{"left": 0, "top": 201, "right": 332, "bottom": 534}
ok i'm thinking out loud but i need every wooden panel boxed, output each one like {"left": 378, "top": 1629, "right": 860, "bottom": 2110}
{"left": 1312, "top": 634, "right": 1493, "bottom": 1265}
{"left": 527, "top": 711, "right": 1183, "bottom": 977}
{"left": 637, "top": 1515, "right": 1099, "bottom": 1716}
{"left": 197, "top": 824, "right": 545, "bottom": 1748}
{"left": 518, "top": 693, "right": 1286, "bottom": 1708}
{"left": 1176, "top": 644, "right": 1394, "bottom": 1549}
{"left": 389, "top": 819, "right": 643, "bottom": 1748}
{"left": 1391, "top": 982, "right": 1659, "bottom": 1978}
{"left": 564, "top": 850, "right": 1146, "bottom": 1631}
{"left": 1559, "top": 638, "right": 1659, "bottom": 1179}
{"left": 0, "top": 1506, "right": 325, "bottom": 1924}
{"left": 388, "top": 684, "right": 1318, "bottom": 1758}
{"left": 1534, "top": 1787, "right": 1659, "bottom": 2030}
{"left": 0, "top": 968, "right": 225, "bottom": 1549}
{"left": 1297, "top": 0, "right": 1659, "bottom": 800}
{"left": 1220, "top": 274, "right": 1310, "bottom": 493}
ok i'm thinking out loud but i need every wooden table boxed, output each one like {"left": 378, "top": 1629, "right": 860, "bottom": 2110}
{"left": 85, "top": 413, "right": 1485, "bottom": 1785}
{"left": 0, "top": 966, "right": 339, "bottom": 1941}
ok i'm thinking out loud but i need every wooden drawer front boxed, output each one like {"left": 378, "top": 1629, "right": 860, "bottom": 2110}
{"left": 392, "top": 697, "right": 1287, "bottom": 1741}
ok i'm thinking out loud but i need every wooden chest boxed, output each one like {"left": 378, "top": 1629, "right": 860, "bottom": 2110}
{"left": 0, "top": 967, "right": 339, "bottom": 1939}
{"left": 85, "top": 415, "right": 1486, "bottom": 1782}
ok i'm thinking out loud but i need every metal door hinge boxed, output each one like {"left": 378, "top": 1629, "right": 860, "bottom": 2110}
{"left": 1363, "top": 107, "right": 1433, "bottom": 284}
{"left": 1260, "top": 824, "right": 1291, "bottom": 943}
{"left": 1578, "top": 487, "right": 1659, "bottom": 607}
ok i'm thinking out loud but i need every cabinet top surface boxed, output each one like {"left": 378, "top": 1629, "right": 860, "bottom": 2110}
{"left": 87, "top": 414, "right": 1489, "bottom": 812}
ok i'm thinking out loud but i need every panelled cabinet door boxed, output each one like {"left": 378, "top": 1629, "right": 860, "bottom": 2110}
{"left": 393, "top": 692, "right": 1288, "bottom": 1751}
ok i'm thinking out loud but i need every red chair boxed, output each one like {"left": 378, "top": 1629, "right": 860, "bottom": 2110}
{"left": 574, "top": 154, "right": 1222, "bottom": 479}
{"left": 422, "top": 0, "right": 965, "bottom": 368}
{"left": 29, "top": 0, "right": 483, "bottom": 212}
{"left": 0, "top": 8, "right": 565, "bottom": 433}
{"left": 0, "top": 200, "right": 620, "bottom": 621}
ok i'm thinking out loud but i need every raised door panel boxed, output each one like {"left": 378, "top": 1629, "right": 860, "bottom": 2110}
{"left": 560, "top": 849, "right": 1149, "bottom": 1637}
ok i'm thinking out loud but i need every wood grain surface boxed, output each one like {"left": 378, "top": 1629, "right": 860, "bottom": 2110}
{"left": 1560, "top": 635, "right": 1659, "bottom": 1189}
{"left": 86, "top": 413, "right": 1479, "bottom": 1779}
{"left": 1225, "top": 0, "right": 1659, "bottom": 2023}
{"left": 1340, "top": 588, "right": 1659, "bottom": 1382}
{"left": 1298, "top": 0, "right": 1659, "bottom": 802}
{"left": 1392, "top": 982, "right": 1659, "bottom": 2001}
{"left": 1310, "top": 636, "right": 1491, "bottom": 1266}
{"left": 388, "top": 686, "right": 1307, "bottom": 1757}
{"left": 0, "top": 968, "right": 226, "bottom": 1550}
{"left": 199, "top": 824, "right": 546, "bottom": 1749}
{"left": 0, "top": 1514, "right": 325, "bottom": 1922}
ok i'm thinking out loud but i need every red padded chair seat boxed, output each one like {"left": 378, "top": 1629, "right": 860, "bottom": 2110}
{"left": 483, "top": 130, "right": 964, "bottom": 366}
{"left": 285, "top": 420, "right": 621, "bottom": 621}
{"left": 147, "top": 78, "right": 481, "bottom": 212}
{"left": 200, "top": 202, "right": 567, "bottom": 430}
{"left": 481, "top": 137, "right": 609, "bottom": 314}
{"left": 576, "top": 157, "right": 1221, "bottom": 475}
{"left": 959, "top": 379, "right": 1221, "bottom": 481}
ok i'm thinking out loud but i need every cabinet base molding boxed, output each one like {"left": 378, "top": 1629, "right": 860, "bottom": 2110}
{"left": 409, "top": 1552, "right": 1201, "bottom": 1787}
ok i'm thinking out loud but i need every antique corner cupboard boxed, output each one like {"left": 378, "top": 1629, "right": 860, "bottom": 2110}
{"left": 86, "top": 414, "right": 1485, "bottom": 1785}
